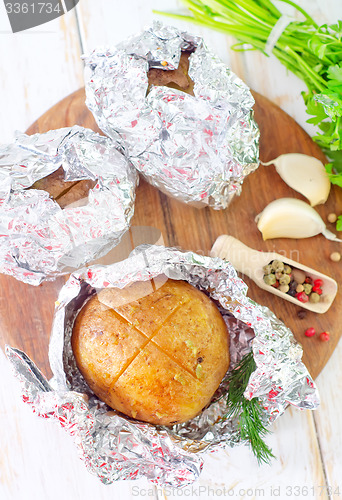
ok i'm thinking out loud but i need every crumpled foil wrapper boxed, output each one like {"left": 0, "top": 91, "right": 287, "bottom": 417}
{"left": 84, "top": 22, "right": 259, "bottom": 209}
{"left": 0, "top": 126, "right": 138, "bottom": 285}
{"left": 6, "top": 245, "right": 319, "bottom": 487}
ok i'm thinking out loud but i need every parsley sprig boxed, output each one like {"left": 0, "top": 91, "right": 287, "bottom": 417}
{"left": 156, "top": 1, "right": 342, "bottom": 225}
{"left": 224, "top": 352, "right": 274, "bottom": 464}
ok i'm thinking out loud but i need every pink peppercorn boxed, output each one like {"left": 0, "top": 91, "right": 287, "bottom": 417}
{"left": 314, "top": 279, "right": 323, "bottom": 287}
{"left": 305, "top": 328, "right": 316, "bottom": 337}
{"left": 320, "top": 331, "right": 330, "bottom": 342}
{"left": 296, "top": 291, "right": 309, "bottom": 303}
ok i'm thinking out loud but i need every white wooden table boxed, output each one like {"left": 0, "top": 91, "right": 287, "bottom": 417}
{"left": 0, "top": 1, "right": 341, "bottom": 499}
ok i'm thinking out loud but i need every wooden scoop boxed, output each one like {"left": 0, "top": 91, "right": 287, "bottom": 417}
{"left": 211, "top": 235, "right": 338, "bottom": 314}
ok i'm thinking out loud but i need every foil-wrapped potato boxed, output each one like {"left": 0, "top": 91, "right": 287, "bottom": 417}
{"left": 72, "top": 278, "right": 230, "bottom": 426}
{"left": 0, "top": 126, "right": 138, "bottom": 285}
{"left": 147, "top": 51, "right": 195, "bottom": 95}
{"left": 84, "top": 23, "right": 260, "bottom": 209}
{"left": 31, "top": 166, "right": 96, "bottom": 208}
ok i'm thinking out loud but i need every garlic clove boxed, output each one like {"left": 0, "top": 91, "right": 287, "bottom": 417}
{"left": 256, "top": 198, "right": 342, "bottom": 242}
{"left": 262, "top": 154, "right": 330, "bottom": 206}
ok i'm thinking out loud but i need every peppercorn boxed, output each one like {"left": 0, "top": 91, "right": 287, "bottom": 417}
{"left": 310, "top": 292, "right": 320, "bottom": 303}
{"left": 297, "top": 310, "right": 307, "bottom": 319}
{"left": 279, "top": 274, "right": 291, "bottom": 286}
{"left": 264, "top": 274, "right": 276, "bottom": 286}
{"left": 320, "top": 331, "right": 330, "bottom": 342}
{"left": 284, "top": 265, "right": 292, "bottom": 274}
{"left": 292, "top": 269, "right": 306, "bottom": 284}
{"left": 275, "top": 271, "right": 285, "bottom": 280}
{"left": 314, "top": 279, "right": 323, "bottom": 287}
{"left": 263, "top": 264, "right": 273, "bottom": 275}
{"left": 288, "top": 281, "right": 298, "bottom": 297}
{"left": 296, "top": 284, "right": 304, "bottom": 293}
{"left": 327, "top": 213, "right": 337, "bottom": 223}
{"left": 305, "top": 327, "right": 315, "bottom": 337}
{"left": 312, "top": 286, "right": 323, "bottom": 295}
{"left": 330, "top": 252, "right": 341, "bottom": 262}
{"left": 296, "top": 291, "right": 309, "bottom": 303}
{"left": 303, "top": 283, "right": 312, "bottom": 295}
{"left": 271, "top": 260, "right": 284, "bottom": 272}
{"left": 305, "top": 276, "right": 313, "bottom": 285}
{"left": 279, "top": 284, "right": 289, "bottom": 293}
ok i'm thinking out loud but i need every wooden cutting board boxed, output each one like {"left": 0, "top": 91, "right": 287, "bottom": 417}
{"left": 1, "top": 88, "right": 341, "bottom": 380}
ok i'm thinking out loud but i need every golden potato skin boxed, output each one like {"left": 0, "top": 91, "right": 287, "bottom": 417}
{"left": 71, "top": 279, "right": 229, "bottom": 426}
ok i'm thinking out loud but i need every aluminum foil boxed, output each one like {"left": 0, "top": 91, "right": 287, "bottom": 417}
{"left": 0, "top": 126, "right": 138, "bottom": 285}
{"left": 6, "top": 245, "right": 319, "bottom": 487}
{"left": 84, "top": 22, "right": 259, "bottom": 209}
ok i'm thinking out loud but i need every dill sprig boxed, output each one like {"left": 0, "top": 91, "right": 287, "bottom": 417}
{"left": 224, "top": 352, "right": 275, "bottom": 464}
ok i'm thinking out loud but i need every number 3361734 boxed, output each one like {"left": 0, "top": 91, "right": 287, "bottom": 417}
{"left": 5, "top": 3, "right": 62, "bottom": 14}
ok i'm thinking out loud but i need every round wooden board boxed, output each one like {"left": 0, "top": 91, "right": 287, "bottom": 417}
{"left": 1, "top": 88, "right": 341, "bottom": 380}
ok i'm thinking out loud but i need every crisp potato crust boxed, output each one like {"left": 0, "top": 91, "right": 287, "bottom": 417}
{"left": 72, "top": 278, "right": 229, "bottom": 425}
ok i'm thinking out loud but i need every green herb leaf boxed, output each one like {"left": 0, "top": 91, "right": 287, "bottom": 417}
{"left": 306, "top": 96, "right": 328, "bottom": 124}
{"left": 326, "top": 162, "right": 342, "bottom": 186}
{"left": 327, "top": 64, "right": 342, "bottom": 87}
{"left": 325, "top": 149, "right": 342, "bottom": 174}
{"left": 223, "top": 352, "right": 275, "bottom": 465}
{"left": 330, "top": 21, "right": 342, "bottom": 39}
{"left": 336, "top": 215, "right": 342, "bottom": 231}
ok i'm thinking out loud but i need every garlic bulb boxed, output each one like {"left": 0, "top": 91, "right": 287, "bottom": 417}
{"left": 262, "top": 154, "right": 330, "bottom": 206}
{"left": 256, "top": 198, "right": 342, "bottom": 242}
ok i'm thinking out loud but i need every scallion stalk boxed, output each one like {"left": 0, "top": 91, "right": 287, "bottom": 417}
{"left": 156, "top": 1, "right": 342, "bottom": 188}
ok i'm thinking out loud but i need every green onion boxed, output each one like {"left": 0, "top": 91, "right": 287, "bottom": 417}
{"left": 156, "top": 1, "right": 342, "bottom": 195}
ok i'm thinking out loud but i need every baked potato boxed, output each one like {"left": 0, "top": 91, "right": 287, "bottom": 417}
{"left": 30, "top": 166, "right": 96, "bottom": 208}
{"left": 72, "top": 278, "right": 229, "bottom": 426}
{"left": 147, "top": 51, "right": 195, "bottom": 96}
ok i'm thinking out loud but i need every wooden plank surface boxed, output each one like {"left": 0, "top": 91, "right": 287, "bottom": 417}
{"left": 0, "top": 347, "right": 156, "bottom": 499}
{"left": 0, "top": 2, "right": 84, "bottom": 143}
{"left": 1, "top": 1, "right": 341, "bottom": 499}
{"left": 158, "top": 408, "right": 329, "bottom": 500}
{"left": 13, "top": 87, "right": 341, "bottom": 382}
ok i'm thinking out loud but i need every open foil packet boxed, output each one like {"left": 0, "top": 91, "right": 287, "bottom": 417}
{"left": 6, "top": 245, "right": 319, "bottom": 487}
{"left": 0, "top": 126, "right": 138, "bottom": 285}
{"left": 84, "top": 22, "right": 259, "bottom": 209}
